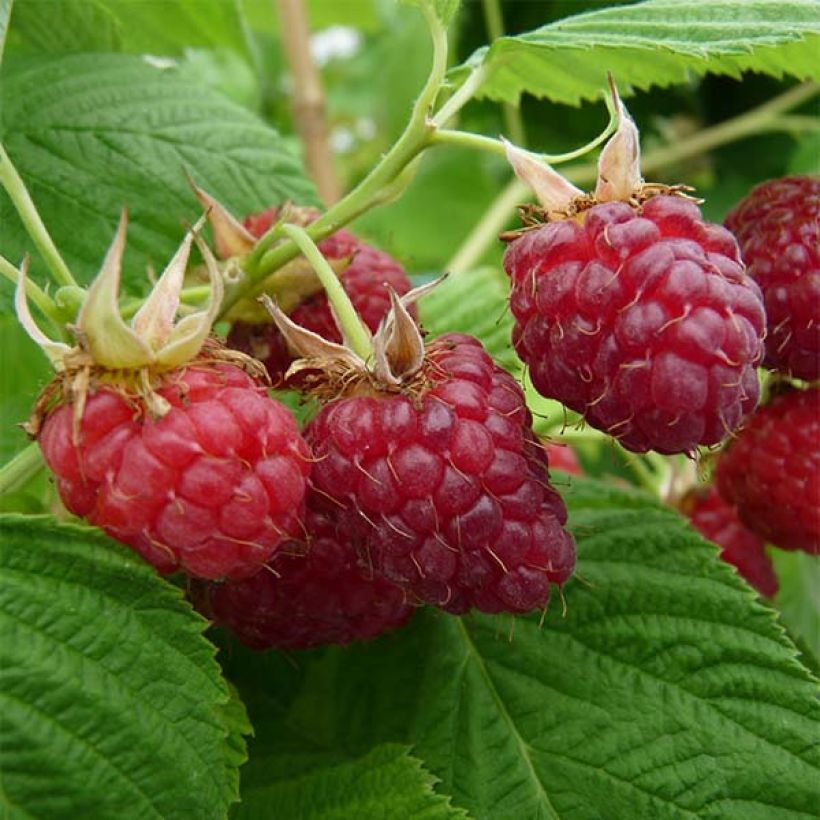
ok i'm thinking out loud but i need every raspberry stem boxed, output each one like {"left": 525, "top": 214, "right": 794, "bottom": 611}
{"left": 0, "top": 143, "right": 79, "bottom": 291}
{"left": 280, "top": 223, "right": 374, "bottom": 361}
{"left": 0, "top": 444, "right": 45, "bottom": 497}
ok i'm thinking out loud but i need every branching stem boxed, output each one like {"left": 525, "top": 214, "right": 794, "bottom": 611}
{"left": 0, "top": 143, "right": 78, "bottom": 290}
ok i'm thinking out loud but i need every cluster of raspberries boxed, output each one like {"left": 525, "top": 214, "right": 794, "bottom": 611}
{"left": 38, "top": 211, "right": 576, "bottom": 651}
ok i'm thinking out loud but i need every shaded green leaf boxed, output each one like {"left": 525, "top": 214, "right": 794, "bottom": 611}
{"left": 450, "top": 0, "right": 820, "bottom": 106}
{"left": 773, "top": 549, "right": 820, "bottom": 660}
{"left": 0, "top": 53, "right": 315, "bottom": 298}
{"left": 419, "top": 266, "right": 521, "bottom": 374}
{"left": 236, "top": 743, "right": 467, "bottom": 820}
{"left": 231, "top": 479, "right": 820, "bottom": 820}
{"left": 0, "top": 515, "right": 246, "bottom": 818}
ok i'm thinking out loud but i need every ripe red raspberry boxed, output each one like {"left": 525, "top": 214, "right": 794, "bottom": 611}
{"left": 228, "top": 208, "right": 413, "bottom": 383}
{"left": 725, "top": 176, "right": 820, "bottom": 381}
{"left": 716, "top": 387, "right": 819, "bottom": 555}
{"left": 504, "top": 195, "right": 765, "bottom": 454}
{"left": 545, "top": 441, "right": 583, "bottom": 475}
{"left": 682, "top": 487, "right": 778, "bottom": 598}
{"left": 39, "top": 361, "right": 312, "bottom": 579}
{"left": 305, "top": 333, "right": 576, "bottom": 616}
{"left": 193, "top": 498, "right": 413, "bottom": 650}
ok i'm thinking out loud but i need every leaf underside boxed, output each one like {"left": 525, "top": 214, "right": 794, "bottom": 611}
{"left": 450, "top": 0, "right": 820, "bottom": 105}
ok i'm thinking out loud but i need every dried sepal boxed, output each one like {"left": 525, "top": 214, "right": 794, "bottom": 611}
{"left": 14, "top": 257, "right": 72, "bottom": 369}
{"left": 76, "top": 210, "right": 154, "bottom": 369}
{"left": 259, "top": 294, "right": 365, "bottom": 372}
{"left": 156, "top": 231, "right": 225, "bottom": 368}
{"left": 132, "top": 215, "right": 205, "bottom": 348}
{"left": 373, "top": 287, "right": 425, "bottom": 386}
{"left": 594, "top": 80, "right": 642, "bottom": 203}
{"left": 503, "top": 138, "right": 584, "bottom": 217}
{"left": 190, "top": 179, "right": 256, "bottom": 258}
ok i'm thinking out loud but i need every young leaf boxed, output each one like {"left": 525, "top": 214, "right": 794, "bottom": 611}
{"left": 0, "top": 53, "right": 315, "bottom": 297}
{"left": 449, "top": 0, "right": 820, "bottom": 106}
{"left": 236, "top": 743, "right": 467, "bottom": 819}
{"left": 232, "top": 479, "right": 819, "bottom": 820}
{"left": 0, "top": 514, "right": 247, "bottom": 819}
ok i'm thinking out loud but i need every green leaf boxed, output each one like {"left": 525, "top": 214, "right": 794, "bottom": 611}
{"left": 0, "top": 53, "right": 315, "bottom": 298}
{"left": 419, "top": 266, "right": 521, "bottom": 374}
{"left": 8, "top": 0, "right": 248, "bottom": 57}
{"left": 0, "top": 514, "right": 247, "bottom": 818}
{"left": 233, "top": 479, "right": 819, "bottom": 820}
{"left": 236, "top": 743, "right": 467, "bottom": 819}
{"left": 449, "top": 0, "right": 820, "bottom": 106}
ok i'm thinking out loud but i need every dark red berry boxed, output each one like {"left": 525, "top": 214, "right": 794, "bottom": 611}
{"left": 193, "top": 497, "right": 413, "bottom": 650}
{"left": 229, "top": 208, "right": 413, "bottom": 383}
{"left": 725, "top": 175, "right": 820, "bottom": 381}
{"left": 504, "top": 195, "right": 766, "bottom": 454}
{"left": 39, "top": 362, "right": 312, "bottom": 579}
{"left": 683, "top": 487, "right": 778, "bottom": 598}
{"left": 716, "top": 387, "right": 819, "bottom": 555}
{"left": 304, "top": 333, "right": 576, "bottom": 616}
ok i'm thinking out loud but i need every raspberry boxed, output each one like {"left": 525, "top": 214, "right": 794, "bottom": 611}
{"left": 716, "top": 387, "right": 819, "bottom": 554}
{"left": 504, "top": 195, "right": 765, "bottom": 454}
{"left": 682, "top": 486, "right": 778, "bottom": 598}
{"left": 193, "top": 497, "right": 413, "bottom": 650}
{"left": 725, "top": 176, "right": 820, "bottom": 381}
{"left": 305, "top": 333, "right": 576, "bottom": 615}
{"left": 229, "top": 208, "right": 413, "bottom": 383}
{"left": 545, "top": 441, "right": 583, "bottom": 475}
{"left": 39, "top": 361, "right": 312, "bottom": 579}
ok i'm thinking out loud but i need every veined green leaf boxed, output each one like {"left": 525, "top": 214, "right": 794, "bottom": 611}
{"left": 236, "top": 743, "right": 467, "bottom": 819}
{"left": 0, "top": 515, "right": 247, "bottom": 818}
{"left": 234, "top": 479, "right": 819, "bottom": 820}
{"left": 449, "top": 0, "right": 820, "bottom": 106}
{"left": 0, "top": 53, "right": 315, "bottom": 298}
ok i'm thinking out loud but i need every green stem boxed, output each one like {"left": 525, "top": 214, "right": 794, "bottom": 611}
{"left": 0, "top": 143, "right": 78, "bottom": 290}
{"left": 281, "top": 224, "right": 373, "bottom": 360}
{"left": 0, "top": 254, "right": 62, "bottom": 325}
{"left": 220, "top": 3, "right": 451, "bottom": 316}
{"left": 480, "top": 0, "right": 525, "bottom": 145}
{"left": 432, "top": 64, "right": 489, "bottom": 128}
{"left": 446, "top": 81, "right": 820, "bottom": 275}
{"left": 619, "top": 449, "right": 663, "bottom": 497}
{"left": 0, "top": 444, "right": 45, "bottom": 497}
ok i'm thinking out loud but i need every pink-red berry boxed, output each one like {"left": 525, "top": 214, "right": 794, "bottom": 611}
{"left": 39, "top": 361, "right": 312, "bottom": 579}
{"left": 683, "top": 486, "right": 778, "bottom": 598}
{"left": 504, "top": 195, "right": 766, "bottom": 454}
{"left": 545, "top": 441, "right": 583, "bottom": 475}
{"left": 725, "top": 175, "right": 820, "bottom": 381}
{"left": 193, "top": 498, "right": 413, "bottom": 650}
{"left": 305, "top": 333, "right": 576, "bottom": 616}
{"left": 229, "top": 208, "right": 413, "bottom": 383}
{"left": 716, "top": 387, "right": 819, "bottom": 554}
